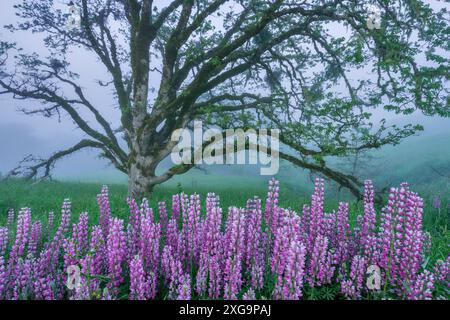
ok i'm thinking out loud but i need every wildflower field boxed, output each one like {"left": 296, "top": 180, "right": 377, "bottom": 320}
{"left": 0, "top": 178, "right": 448, "bottom": 300}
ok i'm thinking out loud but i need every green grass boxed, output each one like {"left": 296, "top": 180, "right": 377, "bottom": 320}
{"left": 0, "top": 178, "right": 448, "bottom": 265}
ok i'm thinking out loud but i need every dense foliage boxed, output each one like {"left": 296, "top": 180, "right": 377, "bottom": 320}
{"left": 0, "top": 179, "right": 448, "bottom": 300}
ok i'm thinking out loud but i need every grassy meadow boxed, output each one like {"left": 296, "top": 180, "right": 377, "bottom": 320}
{"left": 1, "top": 177, "right": 448, "bottom": 268}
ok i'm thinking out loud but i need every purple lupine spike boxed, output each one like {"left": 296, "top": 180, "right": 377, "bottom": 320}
{"left": 126, "top": 197, "right": 140, "bottom": 259}
{"left": 345, "top": 255, "right": 367, "bottom": 299}
{"left": 33, "top": 276, "right": 54, "bottom": 300}
{"left": 378, "top": 188, "right": 397, "bottom": 269}
{"left": 140, "top": 208, "right": 161, "bottom": 274}
{"left": 63, "top": 238, "right": 78, "bottom": 271}
{"left": 0, "top": 227, "right": 8, "bottom": 256}
{"left": 308, "top": 178, "right": 325, "bottom": 252}
{"left": 334, "top": 202, "right": 350, "bottom": 265}
{"left": 278, "top": 240, "right": 306, "bottom": 300}
{"left": 158, "top": 201, "right": 168, "bottom": 233}
{"left": 223, "top": 207, "right": 245, "bottom": 300}
{"left": 433, "top": 256, "right": 449, "bottom": 285}
{"left": 97, "top": 185, "right": 111, "bottom": 239}
{"left": 432, "top": 196, "right": 441, "bottom": 209}
{"left": 140, "top": 198, "right": 153, "bottom": 222}
{"left": 13, "top": 255, "right": 33, "bottom": 298}
{"left": 199, "top": 194, "right": 223, "bottom": 296}
{"left": 172, "top": 194, "right": 181, "bottom": 222}
{"left": 242, "top": 288, "right": 256, "bottom": 300}
{"left": 7, "top": 208, "right": 15, "bottom": 230}
{"left": 166, "top": 218, "right": 179, "bottom": 251}
{"left": 408, "top": 270, "right": 434, "bottom": 300}
{"left": 73, "top": 212, "right": 89, "bottom": 254}
{"left": 87, "top": 226, "right": 106, "bottom": 292}
{"left": 0, "top": 256, "right": 6, "bottom": 298}
{"left": 28, "top": 221, "right": 42, "bottom": 257}
{"left": 9, "top": 208, "right": 32, "bottom": 265}
{"left": 360, "top": 180, "right": 378, "bottom": 264}
{"left": 308, "top": 234, "right": 334, "bottom": 287}
{"left": 264, "top": 179, "right": 280, "bottom": 237}
{"left": 176, "top": 274, "right": 191, "bottom": 300}
{"left": 244, "top": 197, "right": 262, "bottom": 271}
{"left": 107, "top": 218, "right": 127, "bottom": 293}
{"left": 129, "top": 254, "right": 147, "bottom": 300}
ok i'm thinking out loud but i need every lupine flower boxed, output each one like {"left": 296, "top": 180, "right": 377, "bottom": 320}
{"left": 359, "top": 180, "right": 377, "bottom": 264}
{"left": 89, "top": 226, "right": 106, "bottom": 276}
{"left": 139, "top": 209, "right": 161, "bottom": 273}
{"left": 0, "top": 227, "right": 8, "bottom": 256}
{"left": 7, "top": 209, "right": 15, "bottom": 230}
{"left": 433, "top": 256, "right": 449, "bottom": 285}
{"left": 408, "top": 270, "right": 434, "bottom": 300}
{"left": 97, "top": 186, "right": 111, "bottom": 239}
{"left": 172, "top": 194, "right": 181, "bottom": 222}
{"left": 107, "top": 218, "right": 127, "bottom": 292}
{"left": 308, "top": 235, "right": 334, "bottom": 287}
{"left": 28, "top": 221, "right": 42, "bottom": 257}
{"left": 9, "top": 208, "right": 32, "bottom": 265}
{"left": 341, "top": 255, "right": 367, "bottom": 299}
{"left": 242, "top": 288, "right": 256, "bottom": 300}
{"left": 73, "top": 213, "right": 89, "bottom": 254}
{"left": 308, "top": 178, "right": 325, "bottom": 252}
{"left": 279, "top": 240, "right": 306, "bottom": 300}
{"left": 432, "top": 196, "right": 441, "bottom": 210}
{"left": 177, "top": 274, "right": 191, "bottom": 300}
{"left": 223, "top": 207, "right": 245, "bottom": 300}
{"left": 158, "top": 202, "right": 168, "bottom": 233}
{"left": 264, "top": 178, "right": 280, "bottom": 237}
{"left": 0, "top": 179, "right": 443, "bottom": 300}
{"left": 130, "top": 255, "right": 147, "bottom": 300}
{"left": 0, "top": 256, "right": 7, "bottom": 298}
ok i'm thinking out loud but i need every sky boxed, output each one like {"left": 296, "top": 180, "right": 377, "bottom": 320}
{"left": 0, "top": 0, "right": 449, "bottom": 183}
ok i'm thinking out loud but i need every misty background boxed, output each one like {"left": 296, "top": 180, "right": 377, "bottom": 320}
{"left": 0, "top": 0, "right": 449, "bottom": 194}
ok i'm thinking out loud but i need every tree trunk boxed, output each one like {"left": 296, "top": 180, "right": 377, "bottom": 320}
{"left": 127, "top": 154, "right": 157, "bottom": 200}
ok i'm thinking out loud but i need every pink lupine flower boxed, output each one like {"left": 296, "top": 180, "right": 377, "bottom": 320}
{"left": 172, "top": 194, "right": 181, "bottom": 222}
{"left": 308, "top": 178, "right": 325, "bottom": 252}
{"left": 280, "top": 240, "right": 306, "bottom": 300}
{"left": 334, "top": 202, "right": 350, "bottom": 265}
{"left": 7, "top": 208, "right": 15, "bottom": 230}
{"left": 107, "top": 218, "right": 127, "bottom": 292}
{"left": 341, "top": 255, "right": 367, "bottom": 299}
{"left": 408, "top": 270, "right": 434, "bottom": 300}
{"left": 0, "top": 227, "right": 8, "bottom": 256}
{"left": 28, "top": 221, "right": 42, "bottom": 257}
{"left": 33, "top": 276, "right": 54, "bottom": 300}
{"left": 9, "top": 208, "right": 32, "bottom": 264}
{"left": 433, "top": 256, "right": 449, "bottom": 286}
{"left": 177, "top": 274, "right": 191, "bottom": 300}
{"left": 158, "top": 201, "right": 168, "bottom": 232}
{"left": 308, "top": 235, "right": 334, "bottom": 286}
{"left": 242, "top": 288, "right": 256, "bottom": 300}
{"left": 264, "top": 178, "right": 280, "bottom": 238}
{"left": 378, "top": 188, "right": 397, "bottom": 270}
{"left": 0, "top": 180, "right": 443, "bottom": 300}
{"left": 223, "top": 207, "right": 245, "bottom": 300}
{"left": 73, "top": 212, "right": 89, "bottom": 254}
{"left": 139, "top": 209, "right": 161, "bottom": 272}
{"left": 97, "top": 185, "right": 111, "bottom": 239}
{"left": 0, "top": 256, "right": 6, "bottom": 298}
{"left": 129, "top": 255, "right": 147, "bottom": 300}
